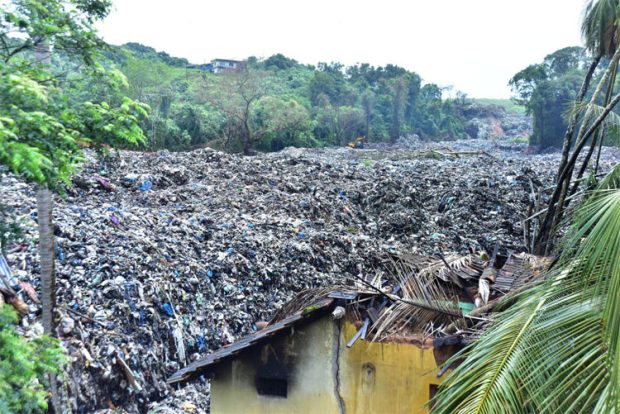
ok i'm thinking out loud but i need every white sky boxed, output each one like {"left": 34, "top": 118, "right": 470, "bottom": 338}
{"left": 97, "top": 0, "right": 587, "bottom": 98}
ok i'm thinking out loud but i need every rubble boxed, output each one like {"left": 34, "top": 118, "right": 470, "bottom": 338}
{"left": 1, "top": 139, "right": 618, "bottom": 412}
{"left": 459, "top": 102, "right": 532, "bottom": 140}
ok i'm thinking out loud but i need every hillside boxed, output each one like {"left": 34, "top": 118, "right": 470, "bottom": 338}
{"left": 98, "top": 43, "right": 531, "bottom": 153}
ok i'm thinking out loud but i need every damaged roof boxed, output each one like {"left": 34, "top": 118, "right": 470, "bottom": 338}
{"left": 168, "top": 251, "right": 547, "bottom": 385}
{"left": 167, "top": 297, "right": 336, "bottom": 385}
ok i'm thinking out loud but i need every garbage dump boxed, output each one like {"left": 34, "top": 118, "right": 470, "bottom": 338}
{"left": 1, "top": 139, "right": 618, "bottom": 412}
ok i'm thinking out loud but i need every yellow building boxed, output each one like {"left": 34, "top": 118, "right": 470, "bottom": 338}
{"left": 168, "top": 294, "right": 456, "bottom": 414}
{"left": 168, "top": 252, "right": 541, "bottom": 413}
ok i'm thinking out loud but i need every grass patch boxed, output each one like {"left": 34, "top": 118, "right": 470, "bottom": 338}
{"left": 474, "top": 98, "right": 526, "bottom": 115}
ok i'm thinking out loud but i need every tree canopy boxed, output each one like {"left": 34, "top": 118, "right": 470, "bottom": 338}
{"left": 101, "top": 45, "right": 475, "bottom": 153}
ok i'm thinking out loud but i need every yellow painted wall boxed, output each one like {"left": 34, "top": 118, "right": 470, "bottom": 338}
{"left": 210, "top": 316, "right": 445, "bottom": 414}
{"left": 339, "top": 322, "right": 442, "bottom": 414}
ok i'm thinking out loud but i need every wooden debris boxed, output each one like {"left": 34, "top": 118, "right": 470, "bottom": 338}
{"left": 115, "top": 352, "right": 143, "bottom": 392}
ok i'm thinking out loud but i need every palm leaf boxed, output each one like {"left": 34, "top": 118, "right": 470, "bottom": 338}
{"left": 582, "top": 0, "right": 620, "bottom": 57}
{"left": 433, "top": 165, "right": 620, "bottom": 413}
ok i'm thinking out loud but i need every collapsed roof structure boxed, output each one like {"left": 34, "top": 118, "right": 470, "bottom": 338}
{"left": 168, "top": 250, "right": 548, "bottom": 413}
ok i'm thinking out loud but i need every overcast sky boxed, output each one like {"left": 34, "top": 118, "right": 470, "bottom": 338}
{"left": 97, "top": 0, "right": 586, "bottom": 98}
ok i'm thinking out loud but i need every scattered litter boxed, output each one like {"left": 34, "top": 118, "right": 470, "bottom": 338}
{"left": 1, "top": 139, "right": 617, "bottom": 412}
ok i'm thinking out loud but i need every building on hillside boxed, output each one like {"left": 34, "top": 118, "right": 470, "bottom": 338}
{"left": 168, "top": 252, "right": 546, "bottom": 414}
{"left": 211, "top": 58, "right": 242, "bottom": 74}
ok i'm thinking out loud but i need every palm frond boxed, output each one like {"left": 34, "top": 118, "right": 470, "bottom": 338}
{"left": 559, "top": 188, "right": 620, "bottom": 411}
{"left": 369, "top": 254, "right": 469, "bottom": 340}
{"left": 432, "top": 281, "right": 548, "bottom": 414}
{"left": 578, "top": 102, "right": 620, "bottom": 133}
{"left": 582, "top": 0, "right": 620, "bottom": 57}
{"left": 598, "top": 161, "right": 620, "bottom": 189}
{"left": 434, "top": 165, "right": 620, "bottom": 413}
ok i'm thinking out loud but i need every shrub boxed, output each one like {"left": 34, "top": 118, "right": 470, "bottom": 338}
{"left": 0, "top": 306, "right": 65, "bottom": 413}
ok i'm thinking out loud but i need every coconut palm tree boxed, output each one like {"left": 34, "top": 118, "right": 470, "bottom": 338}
{"left": 432, "top": 163, "right": 620, "bottom": 413}
{"left": 559, "top": 0, "right": 619, "bottom": 173}
{"left": 583, "top": 0, "right": 620, "bottom": 57}
{"left": 535, "top": 0, "right": 620, "bottom": 255}
{"left": 574, "top": 0, "right": 620, "bottom": 179}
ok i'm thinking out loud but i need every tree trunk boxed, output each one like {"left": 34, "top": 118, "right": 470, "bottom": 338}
{"left": 594, "top": 58, "right": 618, "bottom": 175}
{"left": 556, "top": 55, "right": 601, "bottom": 180}
{"left": 36, "top": 186, "right": 55, "bottom": 335}
{"left": 36, "top": 185, "right": 61, "bottom": 413}
{"left": 535, "top": 91, "right": 620, "bottom": 254}
{"left": 535, "top": 49, "right": 620, "bottom": 254}
{"left": 241, "top": 119, "right": 252, "bottom": 155}
{"left": 35, "top": 38, "right": 61, "bottom": 414}
{"left": 570, "top": 63, "right": 617, "bottom": 196}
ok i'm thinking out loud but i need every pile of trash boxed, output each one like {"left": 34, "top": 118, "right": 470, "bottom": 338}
{"left": 1, "top": 140, "right": 617, "bottom": 412}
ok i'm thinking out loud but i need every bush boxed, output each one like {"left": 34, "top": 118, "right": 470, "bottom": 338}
{"left": 0, "top": 306, "right": 65, "bottom": 413}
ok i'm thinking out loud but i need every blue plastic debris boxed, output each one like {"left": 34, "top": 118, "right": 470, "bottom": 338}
{"left": 140, "top": 180, "right": 153, "bottom": 192}
{"left": 139, "top": 309, "right": 145, "bottom": 326}
{"left": 161, "top": 303, "right": 174, "bottom": 316}
{"left": 226, "top": 247, "right": 235, "bottom": 254}
{"left": 298, "top": 231, "right": 306, "bottom": 239}
{"left": 207, "top": 269, "right": 214, "bottom": 278}
{"left": 56, "top": 244, "right": 65, "bottom": 262}
{"left": 197, "top": 335, "right": 206, "bottom": 351}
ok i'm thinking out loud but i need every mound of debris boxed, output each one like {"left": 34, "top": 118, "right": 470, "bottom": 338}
{"left": 1, "top": 141, "right": 616, "bottom": 412}
{"left": 459, "top": 103, "right": 531, "bottom": 140}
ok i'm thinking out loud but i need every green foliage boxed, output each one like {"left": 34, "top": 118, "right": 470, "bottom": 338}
{"left": 121, "top": 42, "right": 189, "bottom": 67}
{"left": 582, "top": 0, "right": 620, "bottom": 58}
{"left": 0, "top": 0, "right": 147, "bottom": 189}
{"left": 0, "top": 306, "right": 66, "bottom": 413}
{"left": 262, "top": 53, "right": 298, "bottom": 70}
{"left": 433, "top": 164, "right": 620, "bottom": 413}
{"left": 82, "top": 45, "right": 471, "bottom": 153}
{"left": 253, "top": 96, "right": 313, "bottom": 151}
{"left": 76, "top": 98, "right": 148, "bottom": 149}
{"left": 510, "top": 46, "right": 593, "bottom": 148}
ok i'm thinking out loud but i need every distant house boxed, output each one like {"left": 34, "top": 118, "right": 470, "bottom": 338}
{"left": 168, "top": 252, "right": 544, "bottom": 413}
{"left": 211, "top": 58, "right": 242, "bottom": 74}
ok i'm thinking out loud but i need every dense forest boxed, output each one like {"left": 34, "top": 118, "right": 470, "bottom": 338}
{"left": 97, "top": 43, "right": 503, "bottom": 153}
{"left": 511, "top": 45, "right": 620, "bottom": 149}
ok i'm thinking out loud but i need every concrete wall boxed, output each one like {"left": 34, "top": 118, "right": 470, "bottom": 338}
{"left": 211, "top": 316, "right": 341, "bottom": 414}
{"left": 210, "top": 316, "right": 444, "bottom": 414}
{"left": 339, "top": 322, "right": 442, "bottom": 414}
